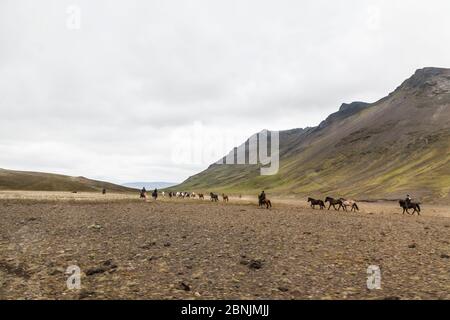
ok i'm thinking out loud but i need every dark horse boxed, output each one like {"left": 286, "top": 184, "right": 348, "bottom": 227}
{"left": 325, "top": 197, "right": 343, "bottom": 211}
{"left": 259, "top": 199, "right": 272, "bottom": 209}
{"left": 399, "top": 200, "right": 421, "bottom": 215}
{"left": 210, "top": 193, "right": 219, "bottom": 202}
{"left": 258, "top": 195, "right": 272, "bottom": 209}
{"left": 308, "top": 198, "right": 325, "bottom": 210}
{"left": 152, "top": 189, "right": 158, "bottom": 200}
{"left": 198, "top": 193, "right": 204, "bottom": 200}
{"left": 222, "top": 194, "right": 229, "bottom": 202}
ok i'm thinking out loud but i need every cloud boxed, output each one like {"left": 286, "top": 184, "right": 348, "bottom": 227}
{"left": 1, "top": 0, "right": 450, "bottom": 182}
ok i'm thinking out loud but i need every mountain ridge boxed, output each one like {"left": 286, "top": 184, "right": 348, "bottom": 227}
{"left": 174, "top": 67, "right": 450, "bottom": 202}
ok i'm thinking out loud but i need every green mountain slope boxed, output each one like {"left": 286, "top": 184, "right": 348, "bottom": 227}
{"left": 0, "top": 169, "right": 135, "bottom": 193}
{"left": 176, "top": 68, "right": 450, "bottom": 202}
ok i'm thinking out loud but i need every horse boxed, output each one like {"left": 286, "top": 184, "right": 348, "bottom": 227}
{"left": 259, "top": 198, "right": 272, "bottom": 209}
{"left": 325, "top": 197, "right": 343, "bottom": 211}
{"left": 198, "top": 193, "right": 204, "bottom": 200}
{"left": 307, "top": 198, "right": 325, "bottom": 210}
{"left": 399, "top": 200, "right": 421, "bottom": 215}
{"left": 222, "top": 194, "right": 229, "bottom": 202}
{"left": 152, "top": 190, "right": 158, "bottom": 200}
{"left": 210, "top": 193, "right": 219, "bottom": 202}
{"left": 339, "top": 198, "right": 359, "bottom": 212}
{"left": 161, "top": 191, "right": 165, "bottom": 198}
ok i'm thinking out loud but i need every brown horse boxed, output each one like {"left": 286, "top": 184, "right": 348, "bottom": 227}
{"left": 210, "top": 193, "right": 219, "bottom": 202}
{"left": 308, "top": 198, "right": 325, "bottom": 210}
{"left": 259, "top": 198, "right": 272, "bottom": 209}
{"left": 222, "top": 194, "right": 229, "bottom": 202}
{"left": 325, "top": 197, "right": 343, "bottom": 211}
{"left": 198, "top": 193, "right": 204, "bottom": 200}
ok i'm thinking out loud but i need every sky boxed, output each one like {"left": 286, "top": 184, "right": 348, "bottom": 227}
{"left": 1, "top": 0, "right": 450, "bottom": 184}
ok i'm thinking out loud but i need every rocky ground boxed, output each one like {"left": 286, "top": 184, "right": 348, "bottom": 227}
{"left": 0, "top": 194, "right": 449, "bottom": 300}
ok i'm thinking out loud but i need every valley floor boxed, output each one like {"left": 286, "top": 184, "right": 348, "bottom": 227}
{"left": 0, "top": 193, "right": 449, "bottom": 300}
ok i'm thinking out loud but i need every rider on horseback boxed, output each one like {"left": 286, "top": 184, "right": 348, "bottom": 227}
{"left": 259, "top": 191, "right": 266, "bottom": 201}
{"left": 140, "top": 187, "right": 147, "bottom": 199}
{"left": 258, "top": 191, "right": 266, "bottom": 206}
{"left": 405, "top": 194, "right": 412, "bottom": 207}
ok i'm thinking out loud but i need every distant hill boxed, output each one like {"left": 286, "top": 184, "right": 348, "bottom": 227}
{"left": 175, "top": 67, "right": 450, "bottom": 202}
{"left": 122, "top": 182, "right": 179, "bottom": 190}
{"left": 0, "top": 169, "right": 135, "bottom": 193}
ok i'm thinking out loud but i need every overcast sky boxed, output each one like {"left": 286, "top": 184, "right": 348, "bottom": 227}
{"left": 1, "top": 0, "right": 450, "bottom": 184}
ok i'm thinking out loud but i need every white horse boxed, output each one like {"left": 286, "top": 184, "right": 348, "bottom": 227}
{"left": 161, "top": 191, "right": 165, "bottom": 198}
{"left": 339, "top": 198, "right": 359, "bottom": 212}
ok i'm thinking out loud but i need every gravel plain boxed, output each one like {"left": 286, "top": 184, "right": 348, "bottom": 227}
{"left": 0, "top": 193, "right": 449, "bottom": 300}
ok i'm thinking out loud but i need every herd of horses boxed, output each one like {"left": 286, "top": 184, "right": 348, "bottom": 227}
{"left": 307, "top": 197, "right": 359, "bottom": 212}
{"left": 160, "top": 191, "right": 229, "bottom": 202}
{"left": 139, "top": 190, "right": 422, "bottom": 215}
{"left": 308, "top": 197, "right": 421, "bottom": 215}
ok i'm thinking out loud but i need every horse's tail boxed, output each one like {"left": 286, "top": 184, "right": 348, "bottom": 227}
{"left": 268, "top": 200, "right": 272, "bottom": 208}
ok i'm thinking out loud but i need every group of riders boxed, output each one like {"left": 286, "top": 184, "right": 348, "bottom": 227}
{"left": 139, "top": 187, "right": 159, "bottom": 200}
{"left": 135, "top": 187, "right": 420, "bottom": 214}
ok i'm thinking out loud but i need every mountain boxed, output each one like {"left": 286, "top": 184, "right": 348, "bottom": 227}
{"left": 0, "top": 169, "right": 135, "bottom": 193}
{"left": 122, "top": 182, "right": 179, "bottom": 190}
{"left": 175, "top": 67, "right": 450, "bottom": 202}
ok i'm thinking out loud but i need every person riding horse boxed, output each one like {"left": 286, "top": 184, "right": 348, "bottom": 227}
{"left": 258, "top": 191, "right": 272, "bottom": 208}
{"left": 152, "top": 188, "right": 158, "bottom": 200}
{"left": 405, "top": 194, "right": 412, "bottom": 207}
{"left": 399, "top": 194, "right": 421, "bottom": 215}
{"left": 258, "top": 191, "right": 268, "bottom": 207}
{"left": 259, "top": 191, "right": 266, "bottom": 204}
{"left": 140, "top": 187, "right": 147, "bottom": 199}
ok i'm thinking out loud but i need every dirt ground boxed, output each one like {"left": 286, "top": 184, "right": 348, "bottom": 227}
{"left": 0, "top": 192, "right": 449, "bottom": 300}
